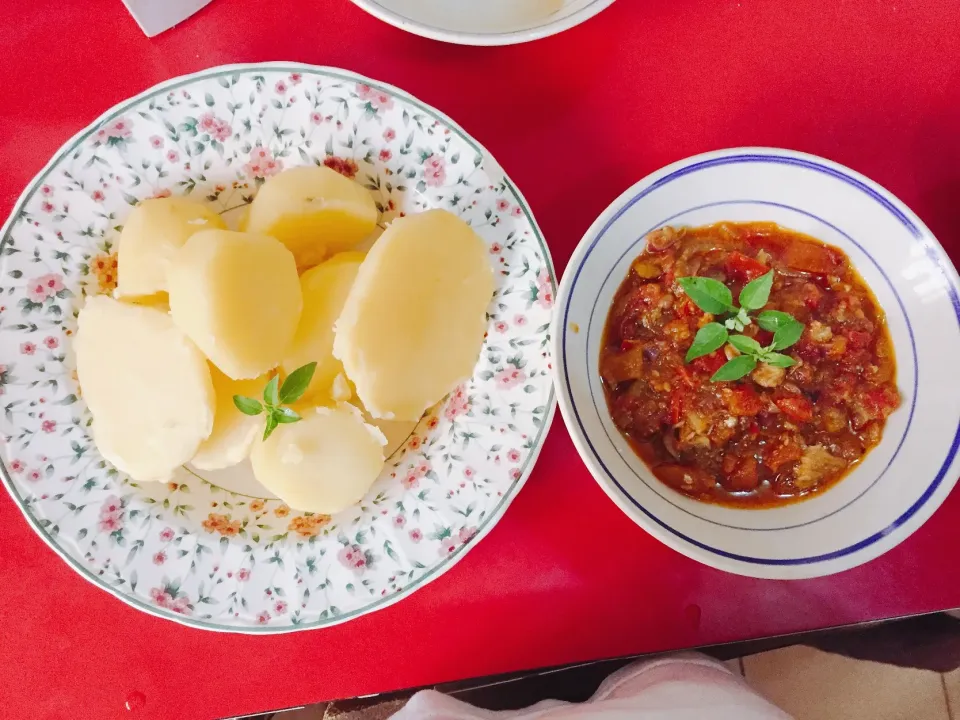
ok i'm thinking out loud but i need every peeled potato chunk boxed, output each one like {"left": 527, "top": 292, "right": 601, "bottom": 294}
{"left": 127, "top": 293, "right": 170, "bottom": 312}
{"left": 250, "top": 403, "right": 386, "bottom": 514}
{"left": 333, "top": 209, "right": 494, "bottom": 421}
{"left": 329, "top": 372, "right": 355, "bottom": 403}
{"left": 168, "top": 229, "right": 302, "bottom": 380}
{"left": 117, "top": 197, "right": 226, "bottom": 298}
{"left": 191, "top": 366, "right": 270, "bottom": 471}
{"left": 234, "top": 205, "right": 250, "bottom": 232}
{"left": 74, "top": 296, "right": 214, "bottom": 482}
{"left": 281, "top": 252, "right": 364, "bottom": 401}
{"left": 372, "top": 418, "right": 418, "bottom": 458}
{"left": 244, "top": 165, "right": 378, "bottom": 269}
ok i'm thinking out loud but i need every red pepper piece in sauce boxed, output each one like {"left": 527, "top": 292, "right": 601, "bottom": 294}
{"left": 724, "top": 386, "right": 763, "bottom": 416}
{"left": 675, "top": 295, "right": 700, "bottom": 318}
{"left": 763, "top": 442, "right": 803, "bottom": 471}
{"left": 861, "top": 387, "right": 901, "bottom": 419}
{"left": 754, "top": 329, "right": 775, "bottom": 347}
{"left": 675, "top": 365, "right": 698, "bottom": 389}
{"left": 783, "top": 242, "right": 844, "bottom": 276}
{"left": 722, "top": 454, "right": 738, "bottom": 475}
{"left": 668, "top": 390, "right": 685, "bottom": 425}
{"left": 725, "top": 252, "right": 769, "bottom": 282}
{"left": 691, "top": 349, "right": 726, "bottom": 375}
{"left": 846, "top": 329, "right": 872, "bottom": 349}
{"left": 794, "top": 340, "right": 825, "bottom": 363}
{"left": 721, "top": 454, "right": 761, "bottom": 491}
{"left": 774, "top": 394, "right": 815, "bottom": 422}
{"left": 728, "top": 456, "right": 760, "bottom": 491}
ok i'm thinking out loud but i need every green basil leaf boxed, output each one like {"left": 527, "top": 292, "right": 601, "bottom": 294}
{"left": 738, "top": 270, "right": 774, "bottom": 310}
{"left": 263, "top": 375, "right": 280, "bottom": 407}
{"left": 727, "top": 334, "right": 763, "bottom": 356}
{"left": 761, "top": 352, "right": 796, "bottom": 368}
{"left": 262, "top": 413, "right": 280, "bottom": 441}
{"left": 757, "top": 310, "right": 795, "bottom": 332}
{"left": 279, "top": 362, "right": 317, "bottom": 404}
{"left": 274, "top": 406, "right": 302, "bottom": 424}
{"left": 685, "top": 323, "right": 728, "bottom": 362}
{"left": 676, "top": 276, "right": 734, "bottom": 314}
{"left": 232, "top": 395, "right": 263, "bottom": 416}
{"left": 773, "top": 320, "right": 805, "bottom": 350}
{"left": 710, "top": 355, "right": 758, "bottom": 382}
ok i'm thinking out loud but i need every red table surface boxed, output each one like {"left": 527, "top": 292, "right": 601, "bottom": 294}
{"left": 2, "top": 0, "right": 960, "bottom": 718}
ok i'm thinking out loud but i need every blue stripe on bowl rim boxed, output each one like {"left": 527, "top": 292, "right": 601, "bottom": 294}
{"left": 560, "top": 152, "right": 960, "bottom": 566}
{"left": 584, "top": 199, "right": 918, "bottom": 532}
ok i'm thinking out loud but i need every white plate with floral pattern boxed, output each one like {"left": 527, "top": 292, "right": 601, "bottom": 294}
{"left": 0, "top": 63, "right": 556, "bottom": 632}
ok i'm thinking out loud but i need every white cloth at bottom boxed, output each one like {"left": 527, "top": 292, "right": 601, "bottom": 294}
{"left": 391, "top": 653, "right": 793, "bottom": 720}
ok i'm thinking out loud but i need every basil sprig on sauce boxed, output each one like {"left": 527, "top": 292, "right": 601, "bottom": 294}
{"left": 678, "top": 271, "right": 805, "bottom": 382}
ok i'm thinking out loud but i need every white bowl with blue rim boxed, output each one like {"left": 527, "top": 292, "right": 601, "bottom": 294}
{"left": 553, "top": 147, "right": 960, "bottom": 579}
{"left": 350, "top": 0, "right": 616, "bottom": 46}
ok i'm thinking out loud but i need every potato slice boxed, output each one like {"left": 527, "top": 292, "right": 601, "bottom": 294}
{"left": 126, "top": 293, "right": 170, "bottom": 312}
{"left": 191, "top": 366, "right": 269, "bottom": 471}
{"left": 333, "top": 209, "right": 494, "bottom": 421}
{"left": 234, "top": 205, "right": 250, "bottom": 232}
{"left": 281, "top": 252, "right": 364, "bottom": 401}
{"left": 250, "top": 403, "right": 386, "bottom": 514}
{"left": 117, "top": 197, "right": 226, "bottom": 298}
{"left": 372, "top": 417, "right": 418, "bottom": 458}
{"left": 244, "top": 165, "right": 378, "bottom": 269}
{"left": 74, "top": 296, "right": 214, "bottom": 482}
{"left": 329, "top": 372, "right": 355, "bottom": 403}
{"left": 168, "top": 229, "right": 302, "bottom": 380}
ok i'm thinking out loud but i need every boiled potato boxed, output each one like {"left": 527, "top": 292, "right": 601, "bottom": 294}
{"left": 373, "top": 417, "right": 418, "bottom": 458}
{"left": 329, "top": 372, "right": 355, "bottom": 403}
{"left": 234, "top": 205, "right": 250, "bottom": 232}
{"left": 329, "top": 375, "right": 414, "bottom": 457}
{"left": 127, "top": 293, "right": 170, "bottom": 312}
{"left": 116, "top": 197, "right": 226, "bottom": 297}
{"left": 191, "top": 366, "right": 269, "bottom": 471}
{"left": 281, "top": 252, "right": 364, "bottom": 401}
{"left": 74, "top": 296, "right": 214, "bottom": 482}
{"left": 333, "top": 209, "right": 494, "bottom": 421}
{"left": 244, "top": 165, "right": 378, "bottom": 269}
{"left": 168, "top": 229, "right": 302, "bottom": 380}
{"left": 250, "top": 403, "right": 386, "bottom": 514}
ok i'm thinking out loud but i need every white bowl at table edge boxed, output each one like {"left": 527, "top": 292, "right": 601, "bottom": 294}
{"left": 348, "top": 0, "right": 617, "bottom": 46}
{"left": 550, "top": 147, "right": 960, "bottom": 579}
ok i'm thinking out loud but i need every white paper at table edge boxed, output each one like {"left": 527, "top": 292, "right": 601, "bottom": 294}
{"left": 120, "top": 0, "right": 215, "bottom": 37}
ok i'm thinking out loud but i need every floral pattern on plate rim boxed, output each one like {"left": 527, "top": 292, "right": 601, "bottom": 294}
{"left": 0, "top": 63, "right": 556, "bottom": 632}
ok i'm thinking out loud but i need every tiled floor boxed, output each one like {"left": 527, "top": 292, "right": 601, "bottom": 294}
{"left": 742, "top": 645, "right": 955, "bottom": 719}
{"left": 270, "top": 701, "right": 403, "bottom": 720}
{"left": 267, "top": 644, "right": 960, "bottom": 719}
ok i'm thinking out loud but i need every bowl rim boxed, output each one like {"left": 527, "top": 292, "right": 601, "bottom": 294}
{"left": 348, "top": 0, "right": 618, "bottom": 46}
{"left": 552, "top": 146, "right": 960, "bottom": 579}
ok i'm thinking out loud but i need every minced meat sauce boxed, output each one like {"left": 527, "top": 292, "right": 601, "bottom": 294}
{"left": 599, "top": 222, "right": 901, "bottom": 507}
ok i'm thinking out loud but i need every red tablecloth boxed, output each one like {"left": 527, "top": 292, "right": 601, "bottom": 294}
{"left": 2, "top": 1, "right": 959, "bottom": 718}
